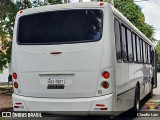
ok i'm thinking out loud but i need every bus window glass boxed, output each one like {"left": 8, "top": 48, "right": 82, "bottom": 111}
{"left": 18, "top": 10, "right": 103, "bottom": 44}
{"left": 132, "top": 33, "right": 137, "bottom": 62}
{"left": 148, "top": 45, "right": 151, "bottom": 63}
{"left": 136, "top": 36, "right": 141, "bottom": 62}
{"left": 140, "top": 39, "right": 143, "bottom": 63}
{"left": 143, "top": 41, "right": 146, "bottom": 63}
{"left": 121, "top": 25, "right": 127, "bottom": 61}
{"left": 145, "top": 44, "right": 148, "bottom": 63}
{"left": 150, "top": 46, "right": 154, "bottom": 64}
{"left": 127, "top": 29, "right": 133, "bottom": 62}
{"left": 114, "top": 19, "right": 122, "bottom": 62}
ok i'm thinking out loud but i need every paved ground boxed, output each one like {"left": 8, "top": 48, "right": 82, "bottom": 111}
{"left": 132, "top": 73, "right": 160, "bottom": 120}
{"left": 0, "top": 85, "right": 13, "bottom": 110}
{"left": 140, "top": 73, "right": 160, "bottom": 111}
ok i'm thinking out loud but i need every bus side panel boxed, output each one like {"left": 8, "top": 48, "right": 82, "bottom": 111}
{"left": 116, "top": 63, "right": 131, "bottom": 111}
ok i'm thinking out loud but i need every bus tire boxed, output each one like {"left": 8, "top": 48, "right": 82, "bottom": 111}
{"left": 148, "top": 81, "right": 153, "bottom": 98}
{"left": 134, "top": 85, "right": 140, "bottom": 112}
{"left": 148, "top": 90, "right": 153, "bottom": 98}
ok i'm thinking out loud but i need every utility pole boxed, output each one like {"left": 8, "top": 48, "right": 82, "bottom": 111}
{"left": 79, "top": 0, "right": 83, "bottom": 2}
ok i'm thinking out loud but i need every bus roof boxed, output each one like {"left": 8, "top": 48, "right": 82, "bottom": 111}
{"left": 17, "top": 2, "right": 108, "bottom": 16}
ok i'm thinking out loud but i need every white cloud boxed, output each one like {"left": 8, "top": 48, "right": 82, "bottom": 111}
{"left": 135, "top": 0, "right": 160, "bottom": 40}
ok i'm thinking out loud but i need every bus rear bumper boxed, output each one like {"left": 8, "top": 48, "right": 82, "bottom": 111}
{"left": 12, "top": 93, "right": 113, "bottom": 115}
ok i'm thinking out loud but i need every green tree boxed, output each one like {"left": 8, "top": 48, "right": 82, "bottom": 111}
{"left": 32, "top": 0, "right": 44, "bottom": 7}
{"left": 44, "top": 0, "right": 62, "bottom": 5}
{"left": 0, "top": 0, "right": 19, "bottom": 71}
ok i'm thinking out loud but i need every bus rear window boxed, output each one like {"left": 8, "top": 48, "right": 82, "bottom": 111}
{"left": 18, "top": 10, "right": 103, "bottom": 45}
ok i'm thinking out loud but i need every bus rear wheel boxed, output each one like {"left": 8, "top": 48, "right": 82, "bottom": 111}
{"left": 134, "top": 86, "right": 140, "bottom": 112}
{"left": 148, "top": 83, "right": 153, "bottom": 98}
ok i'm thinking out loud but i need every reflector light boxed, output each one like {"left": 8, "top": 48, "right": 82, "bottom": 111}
{"left": 14, "top": 106, "right": 19, "bottom": 108}
{"left": 102, "top": 71, "right": 110, "bottom": 79}
{"left": 14, "top": 106, "right": 24, "bottom": 108}
{"left": 50, "top": 52, "right": 62, "bottom": 54}
{"left": 13, "top": 72, "right": 17, "bottom": 79}
{"left": 100, "top": 3, "right": 104, "bottom": 6}
{"left": 100, "top": 108, "right": 108, "bottom": 110}
{"left": 101, "top": 81, "right": 109, "bottom": 89}
{"left": 96, "top": 104, "right": 105, "bottom": 107}
{"left": 14, "top": 82, "right": 18, "bottom": 89}
{"left": 15, "top": 102, "right": 22, "bottom": 105}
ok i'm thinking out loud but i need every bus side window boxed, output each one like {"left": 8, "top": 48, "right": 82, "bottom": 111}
{"left": 121, "top": 25, "right": 128, "bottom": 61}
{"left": 143, "top": 41, "right": 146, "bottom": 63}
{"left": 145, "top": 43, "right": 148, "bottom": 64}
{"left": 136, "top": 36, "right": 141, "bottom": 63}
{"left": 126, "top": 29, "right": 133, "bottom": 62}
{"left": 132, "top": 33, "right": 137, "bottom": 62}
{"left": 114, "top": 19, "right": 122, "bottom": 62}
{"left": 150, "top": 47, "right": 154, "bottom": 64}
{"left": 140, "top": 39, "right": 143, "bottom": 63}
{"left": 148, "top": 45, "right": 151, "bottom": 64}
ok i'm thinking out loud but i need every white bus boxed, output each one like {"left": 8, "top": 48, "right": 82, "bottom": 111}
{"left": 12, "top": 2, "right": 157, "bottom": 116}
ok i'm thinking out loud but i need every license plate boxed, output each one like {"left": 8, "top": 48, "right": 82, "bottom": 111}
{"left": 48, "top": 78, "right": 65, "bottom": 85}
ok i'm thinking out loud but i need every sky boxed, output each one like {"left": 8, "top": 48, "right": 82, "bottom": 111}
{"left": 135, "top": 0, "right": 160, "bottom": 40}
{"left": 71, "top": 0, "right": 160, "bottom": 40}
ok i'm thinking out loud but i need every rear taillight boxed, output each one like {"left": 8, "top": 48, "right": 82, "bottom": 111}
{"left": 13, "top": 72, "right": 17, "bottom": 79}
{"left": 102, "top": 71, "right": 110, "bottom": 79}
{"left": 14, "top": 82, "right": 18, "bottom": 89}
{"left": 19, "top": 10, "right": 23, "bottom": 14}
{"left": 99, "top": 3, "right": 104, "bottom": 6}
{"left": 101, "top": 81, "right": 109, "bottom": 89}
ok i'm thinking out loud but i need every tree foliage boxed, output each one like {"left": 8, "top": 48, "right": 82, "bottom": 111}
{"left": 0, "top": 0, "right": 19, "bottom": 71}
{"left": 44, "top": 0, "right": 62, "bottom": 5}
{"left": 104, "top": 0, "right": 154, "bottom": 40}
